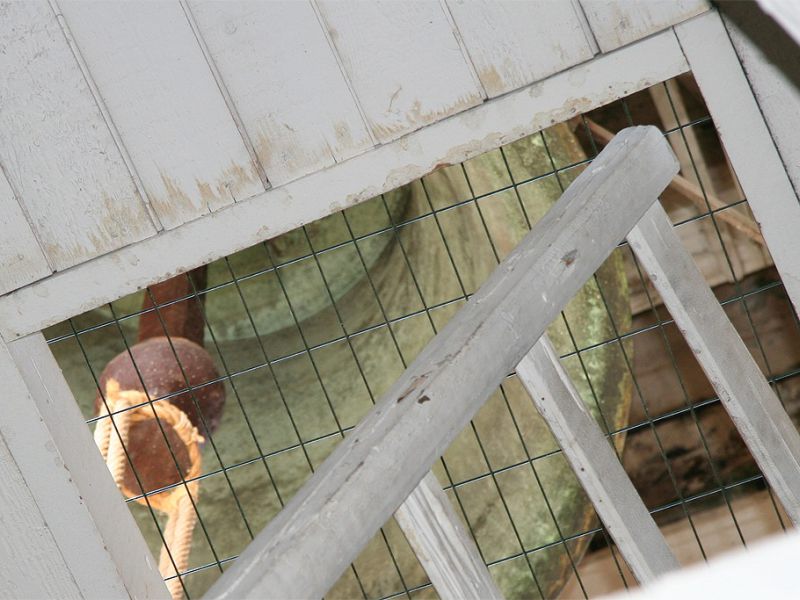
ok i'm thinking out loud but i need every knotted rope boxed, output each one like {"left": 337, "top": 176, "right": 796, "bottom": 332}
{"left": 94, "top": 379, "right": 204, "bottom": 600}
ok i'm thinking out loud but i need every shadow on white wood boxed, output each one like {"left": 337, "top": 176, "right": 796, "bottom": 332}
{"left": 395, "top": 472, "right": 503, "bottom": 600}
{"left": 0, "top": 430, "right": 81, "bottom": 599}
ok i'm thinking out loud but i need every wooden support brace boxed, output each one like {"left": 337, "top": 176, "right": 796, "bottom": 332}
{"left": 517, "top": 337, "right": 680, "bottom": 583}
{"left": 394, "top": 473, "right": 503, "bottom": 599}
{"left": 627, "top": 202, "right": 800, "bottom": 524}
{"left": 204, "top": 126, "right": 679, "bottom": 600}
{"left": 676, "top": 12, "right": 800, "bottom": 317}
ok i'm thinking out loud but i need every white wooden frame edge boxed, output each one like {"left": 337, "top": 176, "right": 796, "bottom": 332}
{"left": 3, "top": 10, "right": 800, "bottom": 598}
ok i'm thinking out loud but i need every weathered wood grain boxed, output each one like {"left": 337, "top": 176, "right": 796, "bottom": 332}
{"left": 676, "top": 11, "right": 800, "bottom": 318}
{"left": 446, "top": 0, "right": 595, "bottom": 97}
{"left": 315, "top": 0, "right": 484, "bottom": 143}
{"left": 0, "top": 167, "right": 51, "bottom": 295}
{"left": 517, "top": 337, "right": 679, "bottom": 583}
{"left": 188, "top": 0, "right": 373, "bottom": 186}
{"left": 580, "top": 0, "right": 709, "bottom": 52}
{"left": 395, "top": 472, "right": 503, "bottom": 600}
{"left": 0, "top": 1, "right": 156, "bottom": 270}
{"left": 628, "top": 202, "right": 800, "bottom": 525}
{"left": 203, "top": 126, "right": 678, "bottom": 599}
{"left": 3, "top": 334, "right": 169, "bottom": 599}
{"left": 56, "top": 0, "right": 265, "bottom": 229}
{"left": 0, "top": 427, "right": 81, "bottom": 599}
{"left": 0, "top": 30, "right": 689, "bottom": 341}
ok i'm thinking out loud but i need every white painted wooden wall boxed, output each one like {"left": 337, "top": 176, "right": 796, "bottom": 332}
{"left": 0, "top": 0, "right": 710, "bottom": 310}
{"left": 5, "top": 0, "right": 800, "bottom": 598}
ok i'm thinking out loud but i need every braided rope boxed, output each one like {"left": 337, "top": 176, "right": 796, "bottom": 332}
{"left": 95, "top": 379, "right": 204, "bottom": 600}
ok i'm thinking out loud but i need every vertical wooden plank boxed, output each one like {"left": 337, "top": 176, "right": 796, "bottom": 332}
{"left": 204, "top": 127, "right": 678, "bottom": 600}
{"left": 316, "top": 0, "right": 484, "bottom": 143}
{"left": 581, "top": 0, "right": 709, "bottom": 52}
{"left": 722, "top": 8, "right": 800, "bottom": 201}
{"left": 55, "top": 0, "right": 265, "bottom": 230}
{"left": 628, "top": 202, "right": 800, "bottom": 525}
{"left": 395, "top": 472, "right": 503, "bottom": 600}
{"left": 0, "top": 1, "right": 156, "bottom": 270}
{"left": 0, "top": 167, "right": 51, "bottom": 295}
{"left": 446, "top": 0, "right": 595, "bottom": 97}
{"left": 3, "top": 333, "right": 169, "bottom": 600}
{"left": 517, "top": 337, "right": 680, "bottom": 582}
{"left": 187, "top": 0, "right": 373, "bottom": 186}
{"left": 675, "top": 11, "right": 800, "bottom": 317}
{"left": 0, "top": 430, "right": 81, "bottom": 599}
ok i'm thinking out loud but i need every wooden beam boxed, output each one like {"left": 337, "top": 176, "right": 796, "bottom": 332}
{"left": 627, "top": 202, "right": 800, "bottom": 524}
{"left": 203, "top": 126, "right": 678, "bottom": 600}
{"left": 675, "top": 12, "right": 800, "bottom": 317}
{"left": 0, "top": 29, "right": 688, "bottom": 341}
{"left": 394, "top": 473, "right": 503, "bottom": 600}
{"left": 1, "top": 334, "right": 168, "bottom": 599}
{"left": 517, "top": 337, "right": 680, "bottom": 582}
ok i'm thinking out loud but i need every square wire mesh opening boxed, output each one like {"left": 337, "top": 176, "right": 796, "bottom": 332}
{"left": 45, "top": 74, "right": 800, "bottom": 600}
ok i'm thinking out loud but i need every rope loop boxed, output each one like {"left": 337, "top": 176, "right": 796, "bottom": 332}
{"left": 95, "top": 378, "right": 203, "bottom": 600}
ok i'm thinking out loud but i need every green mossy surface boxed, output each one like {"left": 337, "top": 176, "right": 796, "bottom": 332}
{"left": 47, "top": 124, "right": 632, "bottom": 599}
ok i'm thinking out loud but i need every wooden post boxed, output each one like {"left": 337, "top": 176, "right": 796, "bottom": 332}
{"left": 395, "top": 473, "right": 504, "bottom": 599}
{"left": 675, "top": 11, "right": 800, "bottom": 317}
{"left": 204, "top": 126, "right": 678, "bottom": 600}
{"left": 517, "top": 337, "right": 680, "bottom": 582}
{"left": 627, "top": 202, "right": 800, "bottom": 524}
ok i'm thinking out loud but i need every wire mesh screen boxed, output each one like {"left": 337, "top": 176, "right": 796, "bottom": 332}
{"left": 44, "top": 74, "right": 799, "bottom": 599}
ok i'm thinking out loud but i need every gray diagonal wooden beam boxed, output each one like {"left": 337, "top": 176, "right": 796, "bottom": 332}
{"left": 204, "top": 126, "right": 678, "bottom": 600}
{"left": 627, "top": 202, "right": 800, "bottom": 524}
{"left": 517, "top": 337, "right": 680, "bottom": 582}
